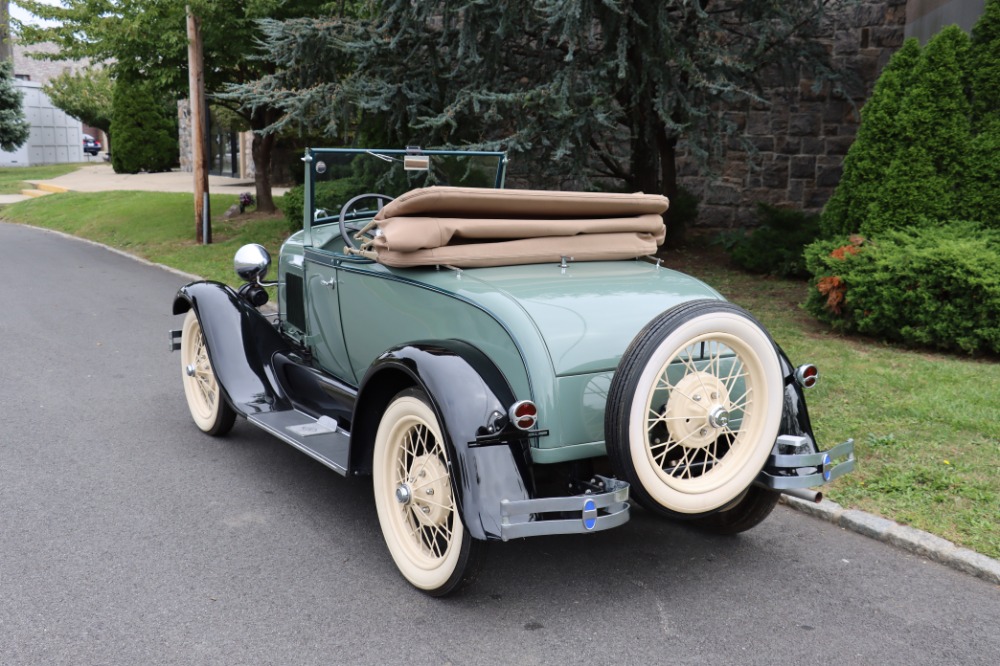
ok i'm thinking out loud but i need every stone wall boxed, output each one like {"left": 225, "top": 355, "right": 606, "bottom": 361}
{"left": 678, "top": 1, "right": 908, "bottom": 230}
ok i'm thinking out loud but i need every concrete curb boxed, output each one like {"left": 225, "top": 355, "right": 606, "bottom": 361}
{"left": 780, "top": 495, "right": 1000, "bottom": 585}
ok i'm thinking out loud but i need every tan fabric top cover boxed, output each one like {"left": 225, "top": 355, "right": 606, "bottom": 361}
{"left": 366, "top": 186, "right": 669, "bottom": 268}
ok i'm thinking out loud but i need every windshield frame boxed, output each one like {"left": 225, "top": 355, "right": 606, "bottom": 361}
{"left": 302, "top": 148, "right": 509, "bottom": 250}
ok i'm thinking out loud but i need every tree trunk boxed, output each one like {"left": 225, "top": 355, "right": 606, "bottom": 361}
{"left": 658, "top": 132, "right": 684, "bottom": 247}
{"left": 629, "top": 101, "right": 661, "bottom": 195}
{"left": 250, "top": 109, "right": 277, "bottom": 214}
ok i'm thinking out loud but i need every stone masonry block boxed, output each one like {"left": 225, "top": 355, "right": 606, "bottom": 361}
{"left": 789, "top": 113, "right": 820, "bottom": 136}
{"left": 790, "top": 155, "right": 816, "bottom": 179}
{"left": 826, "top": 135, "right": 856, "bottom": 155}
{"left": 747, "top": 111, "right": 771, "bottom": 135}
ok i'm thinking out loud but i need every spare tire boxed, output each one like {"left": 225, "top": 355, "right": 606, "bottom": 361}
{"left": 605, "top": 300, "right": 783, "bottom": 518}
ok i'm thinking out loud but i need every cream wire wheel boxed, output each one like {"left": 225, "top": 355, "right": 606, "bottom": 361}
{"left": 373, "top": 389, "right": 483, "bottom": 596}
{"left": 180, "top": 310, "right": 236, "bottom": 436}
{"left": 606, "top": 300, "right": 783, "bottom": 517}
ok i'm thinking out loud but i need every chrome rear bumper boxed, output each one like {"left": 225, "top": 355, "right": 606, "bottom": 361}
{"left": 499, "top": 475, "right": 630, "bottom": 541}
{"left": 757, "top": 436, "right": 856, "bottom": 490}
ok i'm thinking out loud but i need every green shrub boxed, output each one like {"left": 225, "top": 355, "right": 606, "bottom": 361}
{"left": 721, "top": 204, "right": 820, "bottom": 278}
{"left": 670, "top": 186, "right": 700, "bottom": 233}
{"left": 110, "top": 77, "right": 178, "bottom": 174}
{"left": 804, "top": 224, "right": 1000, "bottom": 355}
{"left": 282, "top": 178, "right": 359, "bottom": 232}
{"left": 863, "top": 26, "right": 972, "bottom": 237}
{"left": 820, "top": 38, "right": 921, "bottom": 238}
{"left": 966, "top": 1, "right": 1000, "bottom": 226}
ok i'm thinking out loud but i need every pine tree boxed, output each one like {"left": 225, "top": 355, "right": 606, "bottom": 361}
{"left": 0, "top": 59, "right": 30, "bottom": 152}
{"left": 233, "top": 1, "right": 842, "bottom": 243}
{"left": 110, "top": 77, "right": 178, "bottom": 174}
{"left": 820, "top": 39, "right": 921, "bottom": 237}
{"left": 864, "top": 26, "right": 972, "bottom": 235}
{"left": 965, "top": 0, "right": 1000, "bottom": 226}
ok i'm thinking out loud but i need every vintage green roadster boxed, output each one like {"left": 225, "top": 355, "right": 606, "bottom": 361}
{"left": 170, "top": 148, "right": 854, "bottom": 595}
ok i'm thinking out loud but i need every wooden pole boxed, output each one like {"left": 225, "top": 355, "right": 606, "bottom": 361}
{"left": 186, "top": 7, "right": 210, "bottom": 244}
{"left": 0, "top": 1, "right": 13, "bottom": 63}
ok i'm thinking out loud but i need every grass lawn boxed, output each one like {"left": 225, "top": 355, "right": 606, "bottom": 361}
{"left": 0, "top": 163, "right": 91, "bottom": 194}
{"left": 3, "top": 192, "right": 997, "bottom": 559}
{"left": 0, "top": 190, "right": 291, "bottom": 284}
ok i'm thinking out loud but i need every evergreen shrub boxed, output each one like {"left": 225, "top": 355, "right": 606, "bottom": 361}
{"left": 721, "top": 204, "right": 820, "bottom": 278}
{"left": 804, "top": 223, "right": 1000, "bottom": 355}
{"left": 110, "top": 78, "right": 178, "bottom": 174}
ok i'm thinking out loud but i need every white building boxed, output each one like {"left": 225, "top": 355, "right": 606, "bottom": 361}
{"left": 0, "top": 79, "right": 83, "bottom": 166}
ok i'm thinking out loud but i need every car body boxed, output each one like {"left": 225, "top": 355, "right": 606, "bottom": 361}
{"left": 170, "top": 147, "right": 855, "bottom": 595}
{"left": 82, "top": 134, "right": 101, "bottom": 156}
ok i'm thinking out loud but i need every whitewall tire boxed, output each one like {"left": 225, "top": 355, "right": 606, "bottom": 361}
{"left": 372, "top": 389, "right": 483, "bottom": 596}
{"left": 180, "top": 309, "right": 236, "bottom": 436}
{"left": 606, "top": 300, "right": 783, "bottom": 517}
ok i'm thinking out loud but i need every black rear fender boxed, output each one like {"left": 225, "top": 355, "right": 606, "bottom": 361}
{"left": 352, "top": 341, "right": 533, "bottom": 541}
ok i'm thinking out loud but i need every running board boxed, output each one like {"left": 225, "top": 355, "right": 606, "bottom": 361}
{"left": 247, "top": 410, "right": 350, "bottom": 476}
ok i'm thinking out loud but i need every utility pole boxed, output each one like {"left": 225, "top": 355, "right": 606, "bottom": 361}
{"left": 186, "top": 6, "right": 210, "bottom": 244}
{"left": 1, "top": 1, "right": 13, "bottom": 63}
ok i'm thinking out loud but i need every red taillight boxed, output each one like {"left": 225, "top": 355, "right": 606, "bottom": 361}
{"left": 509, "top": 400, "right": 538, "bottom": 431}
{"left": 795, "top": 364, "right": 820, "bottom": 389}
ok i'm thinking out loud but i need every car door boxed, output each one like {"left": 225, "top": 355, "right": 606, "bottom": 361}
{"left": 303, "top": 245, "right": 355, "bottom": 384}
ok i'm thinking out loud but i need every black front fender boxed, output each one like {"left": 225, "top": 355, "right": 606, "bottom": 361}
{"left": 354, "top": 342, "right": 533, "bottom": 542}
{"left": 173, "top": 281, "right": 291, "bottom": 416}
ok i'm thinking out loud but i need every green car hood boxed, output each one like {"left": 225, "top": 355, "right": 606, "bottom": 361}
{"left": 448, "top": 260, "right": 724, "bottom": 376}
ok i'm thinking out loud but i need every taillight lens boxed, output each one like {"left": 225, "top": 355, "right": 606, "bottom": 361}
{"left": 509, "top": 400, "right": 538, "bottom": 431}
{"left": 795, "top": 364, "right": 820, "bottom": 389}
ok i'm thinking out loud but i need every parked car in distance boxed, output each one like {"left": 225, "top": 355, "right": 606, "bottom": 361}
{"left": 82, "top": 134, "right": 101, "bottom": 156}
{"left": 170, "top": 147, "right": 855, "bottom": 596}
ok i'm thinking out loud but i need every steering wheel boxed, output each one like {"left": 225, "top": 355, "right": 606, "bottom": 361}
{"left": 340, "top": 193, "right": 395, "bottom": 251}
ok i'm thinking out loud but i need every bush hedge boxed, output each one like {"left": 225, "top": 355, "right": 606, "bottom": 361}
{"left": 110, "top": 77, "right": 178, "bottom": 174}
{"left": 721, "top": 204, "right": 820, "bottom": 278}
{"left": 804, "top": 224, "right": 1000, "bottom": 355}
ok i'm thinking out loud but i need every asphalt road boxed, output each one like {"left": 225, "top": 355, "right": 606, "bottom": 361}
{"left": 1, "top": 222, "right": 998, "bottom": 666}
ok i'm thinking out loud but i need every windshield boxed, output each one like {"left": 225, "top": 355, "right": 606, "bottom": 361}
{"left": 305, "top": 148, "right": 507, "bottom": 237}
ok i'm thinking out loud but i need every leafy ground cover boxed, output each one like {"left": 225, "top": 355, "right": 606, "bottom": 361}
{"left": 2, "top": 192, "right": 996, "bottom": 559}
{"left": 0, "top": 163, "right": 89, "bottom": 194}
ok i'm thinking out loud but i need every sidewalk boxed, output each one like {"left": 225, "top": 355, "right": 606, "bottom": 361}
{"left": 0, "top": 163, "right": 289, "bottom": 204}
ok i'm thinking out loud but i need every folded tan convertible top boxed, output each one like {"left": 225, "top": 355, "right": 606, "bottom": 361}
{"left": 360, "top": 186, "right": 669, "bottom": 268}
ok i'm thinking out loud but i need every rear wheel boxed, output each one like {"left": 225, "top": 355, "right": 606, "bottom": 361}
{"left": 372, "top": 389, "right": 484, "bottom": 596}
{"left": 180, "top": 310, "right": 236, "bottom": 436}
{"left": 689, "top": 486, "right": 781, "bottom": 535}
{"left": 606, "top": 300, "right": 783, "bottom": 519}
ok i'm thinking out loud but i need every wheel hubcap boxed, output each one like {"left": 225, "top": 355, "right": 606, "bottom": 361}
{"left": 405, "top": 454, "right": 451, "bottom": 526}
{"left": 662, "top": 371, "right": 732, "bottom": 450}
{"left": 708, "top": 406, "right": 730, "bottom": 429}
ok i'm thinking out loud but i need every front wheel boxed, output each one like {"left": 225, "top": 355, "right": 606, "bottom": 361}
{"left": 372, "top": 389, "right": 484, "bottom": 596}
{"left": 180, "top": 310, "right": 236, "bottom": 436}
{"left": 606, "top": 300, "right": 784, "bottom": 519}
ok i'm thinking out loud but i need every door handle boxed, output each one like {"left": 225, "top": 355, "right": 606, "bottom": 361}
{"left": 320, "top": 278, "right": 336, "bottom": 289}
